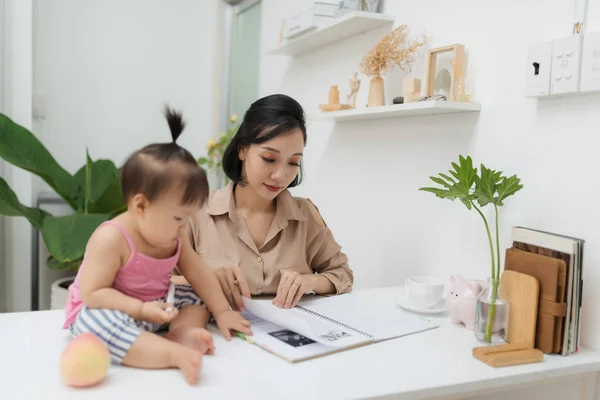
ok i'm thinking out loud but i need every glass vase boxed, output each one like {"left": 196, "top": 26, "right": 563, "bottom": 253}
{"left": 474, "top": 277, "right": 509, "bottom": 344}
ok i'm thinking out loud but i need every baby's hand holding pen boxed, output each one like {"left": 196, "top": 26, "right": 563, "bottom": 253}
{"left": 140, "top": 301, "right": 178, "bottom": 325}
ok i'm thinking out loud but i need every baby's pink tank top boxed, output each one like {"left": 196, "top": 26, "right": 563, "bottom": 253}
{"left": 63, "top": 220, "right": 181, "bottom": 328}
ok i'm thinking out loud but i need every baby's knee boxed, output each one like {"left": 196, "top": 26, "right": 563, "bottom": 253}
{"left": 72, "top": 307, "right": 140, "bottom": 364}
{"left": 184, "top": 304, "right": 211, "bottom": 321}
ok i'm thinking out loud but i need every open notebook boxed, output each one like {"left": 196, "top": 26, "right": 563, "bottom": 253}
{"left": 237, "top": 294, "right": 439, "bottom": 363}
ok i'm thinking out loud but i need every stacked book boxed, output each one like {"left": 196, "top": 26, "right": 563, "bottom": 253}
{"left": 509, "top": 226, "right": 584, "bottom": 355}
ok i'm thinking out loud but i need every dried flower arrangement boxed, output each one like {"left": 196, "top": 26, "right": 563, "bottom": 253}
{"left": 360, "top": 25, "right": 427, "bottom": 106}
{"left": 360, "top": 25, "right": 427, "bottom": 78}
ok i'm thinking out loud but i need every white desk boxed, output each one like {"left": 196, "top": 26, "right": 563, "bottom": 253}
{"left": 1, "top": 286, "right": 600, "bottom": 400}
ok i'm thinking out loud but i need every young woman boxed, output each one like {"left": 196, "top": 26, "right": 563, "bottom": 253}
{"left": 187, "top": 94, "right": 353, "bottom": 311}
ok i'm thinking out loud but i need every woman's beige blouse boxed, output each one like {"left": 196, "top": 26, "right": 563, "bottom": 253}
{"left": 189, "top": 183, "right": 353, "bottom": 295}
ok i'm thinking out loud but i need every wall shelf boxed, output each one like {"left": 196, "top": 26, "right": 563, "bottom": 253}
{"left": 312, "top": 101, "right": 481, "bottom": 122}
{"left": 266, "top": 11, "right": 396, "bottom": 56}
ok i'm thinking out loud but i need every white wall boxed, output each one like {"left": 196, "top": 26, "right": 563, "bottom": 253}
{"left": 32, "top": 0, "right": 226, "bottom": 175}
{"left": 259, "top": 0, "right": 600, "bottom": 357}
{"left": 0, "top": 0, "right": 226, "bottom": 312}
{"left": 2, "top": 0, "right": 34, "bottom": 312}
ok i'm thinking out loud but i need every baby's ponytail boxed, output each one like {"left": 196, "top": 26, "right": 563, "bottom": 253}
{"left": 164, "top": 105, "right": 185, "bottom": 145}
{"left": 120, "top": 104, "right": 209, "bottom": 206}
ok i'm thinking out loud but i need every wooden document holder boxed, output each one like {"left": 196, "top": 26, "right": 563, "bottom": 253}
{"left": 472, "top": 343, "right": 543, "bottom": 368}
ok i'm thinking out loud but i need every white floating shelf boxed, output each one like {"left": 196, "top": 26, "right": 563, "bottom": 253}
{"left": 312, "top": 101, "right": 481, "bottom": 122}
{"left": 266, "top": 11, "right": 396, "bottom": 56}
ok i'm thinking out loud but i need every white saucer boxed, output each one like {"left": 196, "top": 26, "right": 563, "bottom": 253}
{"left": 395, "top": 292, "right": 447, "bottom": 314}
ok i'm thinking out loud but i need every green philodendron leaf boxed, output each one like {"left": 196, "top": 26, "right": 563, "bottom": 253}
{"left": 89, "top": 179, "right": 126, "bottom": 215}
{"left": 495, "top": 175, "right": 523, "bottom": 206}
{"left": 474, "top": 164, "right": 501, "bottom": 207}
{"left": 0, "top": 176, "right": 49, "bottom": 228}
{"left": 40, "top": 214, "right": 110, "bottom": 262}
{"left": 47, "top": 255, "right": 83, "bottom": 271}
{"left": 438, "top": 173, "right": 456, "bottom": 185}
{"left": 474, "top": 163, "right": 523, "bottom": 207}
{"left": 419, "top": 155, "right": 478, "bottom": 210}
{"left": 430, "top": 176, "right": 453, "bottom": 189}
{"left": 85, "top": 148, "right": 93, "bottom": 213}
{"left": 0, "top": 114, "right": 78, "bottom": 209}
{"left": 73, "top": 158, "right": 124, "bottom": 214}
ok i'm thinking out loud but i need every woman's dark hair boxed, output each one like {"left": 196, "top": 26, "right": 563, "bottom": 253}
{"left": 222, "top": 94, "right": 307, "bottom": 187}
{"left": 120, "top": 105, "right": 208, "bottom": 206}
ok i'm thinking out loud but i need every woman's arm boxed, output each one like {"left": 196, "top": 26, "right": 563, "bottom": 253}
{"left": 307, "top": 273, "right": 336, "bottom": 294}
{"left": 305, "top": 200, "right": 354, "bottom": 295}
{"left": 273, "top": 200, "right": 354, "bottom": 308}
{"left": 177, "top": 231, "right": 253, "bottom": 339}
{"left": 176, "top": 233, "right": 231, "bottom": 317}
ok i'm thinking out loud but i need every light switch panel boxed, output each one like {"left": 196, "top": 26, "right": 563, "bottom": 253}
{"left": 580, "top": 31, "right": 600, "bottom": 92}
{"left": 550, "top": 35, "right": 583, "bottom": 95}
{"left": 526, "top": 41, "right": 552, "bottom": 97}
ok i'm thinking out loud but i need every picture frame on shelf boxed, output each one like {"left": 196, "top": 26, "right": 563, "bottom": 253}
{"left": 424, "top": 44, "right": 465, "bottom": 101}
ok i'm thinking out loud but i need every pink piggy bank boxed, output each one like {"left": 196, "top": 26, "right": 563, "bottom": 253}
{"left": 446, "top": 274, "right": 482, "bottom": 330}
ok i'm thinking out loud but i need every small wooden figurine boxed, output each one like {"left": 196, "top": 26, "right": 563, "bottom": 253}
{"left": 319, "top": 85, "right": 352, "bottom": 112}
{"left": 403, "top": 78, "right": 421, "bottom": 103}
{"left": 347, "top": 72, "right": 361, "bottom": 108}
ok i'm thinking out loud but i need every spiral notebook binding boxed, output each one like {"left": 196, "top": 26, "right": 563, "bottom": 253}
{"left": 295, "top": 305, "right": 374, "bottom": 340}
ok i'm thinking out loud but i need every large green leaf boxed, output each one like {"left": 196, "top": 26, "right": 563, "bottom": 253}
{"left": 473, "top": 164, "right": 503, "bottom": 207}
{"left": 72, "top": 156, "right": 125, "bottom": 214}
{"left": 40, "top": 214, "right": 110, "bottom": 262}
{"left": 0, "top": 114, "right": 77, "bottom": 208}
{"left": 0, "top": 176, "right": 49, "bottom": 228}
{"left": 421, "top": 155, "right": 524, "bottom": 212}
{"left": 85, "top": 149, "right": 93, "bottom": 212}
{"left": 419, "top": 155, "right": 478, "bottom": 210}
{"left": 89, "top": 179, "right": 126, "bottom": 215}
{"left": 495, "top": 175, "right": 523, "bottom": 206}
{"left": 474, "top": 164, "right": 523, "bottom": 207}
{"left": 47, "top": 255, "right": 83, "bottom": 271}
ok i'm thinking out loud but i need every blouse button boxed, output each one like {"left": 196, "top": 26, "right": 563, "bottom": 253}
{"left": 257, "top": 256, "right": 263, "bottom": 262}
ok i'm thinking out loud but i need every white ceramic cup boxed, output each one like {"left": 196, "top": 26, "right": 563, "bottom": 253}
{"left": 405, "top": 276, "right": 445, "bottom": 309}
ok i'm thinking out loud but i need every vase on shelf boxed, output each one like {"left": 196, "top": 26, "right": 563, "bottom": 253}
{"left": 368, "top": 75, "right": 385, "bottom": 107}
{"left": 474, "top": 277, "right": 509, "bottom": 344}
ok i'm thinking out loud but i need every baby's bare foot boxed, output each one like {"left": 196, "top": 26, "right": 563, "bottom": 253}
{"left": 171, "top": 348, "right": 202, "bottom": 385}
{"left": 166, "top": 327, "right": 215, "bottom": 355}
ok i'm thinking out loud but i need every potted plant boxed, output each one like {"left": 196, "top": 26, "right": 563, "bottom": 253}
{"left": 359, "top": 24, "right": 426, "bottom": 107}
{"left": 198, "top": 114, "right": 239, "bottom": 190}
{"left": 0, "top": 114, "right": 126, "bottom": 308}
{"left": 419, "top": 155, "right": 523, "bottom": 343}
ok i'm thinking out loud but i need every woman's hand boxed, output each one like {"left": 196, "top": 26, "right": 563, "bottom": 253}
{"left": 273, "top": 271, "right": 315, "bottom": 309}
{"left": 215, "top": 264, "right": 251, "bottom": 311}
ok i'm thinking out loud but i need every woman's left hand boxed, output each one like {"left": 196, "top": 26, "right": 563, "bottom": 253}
{"left": 273, "top": 271, "right": 315, "bottom": 309}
